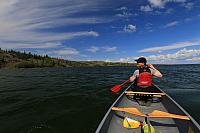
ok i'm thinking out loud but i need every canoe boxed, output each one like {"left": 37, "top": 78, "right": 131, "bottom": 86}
{"left": 96, "top": 83, "right": 200, "bottom": 133}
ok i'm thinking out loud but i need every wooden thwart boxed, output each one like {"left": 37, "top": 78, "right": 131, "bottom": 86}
{"left": 126, "top": 94, "right": 162, "bottom": 98}
{"left": 125, "top": 91, "right": 165, "bottom": 96}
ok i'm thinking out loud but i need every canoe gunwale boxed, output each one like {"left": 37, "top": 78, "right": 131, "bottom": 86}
{"left": 95, "top": 82, "right": 134, "bottom": 133}
{"left": 153, "top": 83, "right": 200, "bottom": 130}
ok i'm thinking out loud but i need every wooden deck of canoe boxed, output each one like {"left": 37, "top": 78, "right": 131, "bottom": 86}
{"left": 96, "top": 83, "right": 200, "bottom": 133}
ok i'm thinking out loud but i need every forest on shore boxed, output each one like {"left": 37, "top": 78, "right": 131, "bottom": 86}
{"left": 0, "top": 48, "right": 134, "bottom": 68}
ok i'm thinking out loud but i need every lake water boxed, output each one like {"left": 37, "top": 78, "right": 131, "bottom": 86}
{"left": 0, "top": 65, "right": 200, "bottom": 133}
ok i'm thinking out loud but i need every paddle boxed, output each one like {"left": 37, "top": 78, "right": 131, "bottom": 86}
{"left": 112, "top": 107, "right": 190, "bottom": 120}
{"left": 111, "top": 80, "right": 129, "bottom": 93}
{"left": 148, "top": 110, "right": 190, "bottom": 120}
{"left": 112, "top": 107, "right": 145, "bottom": 117}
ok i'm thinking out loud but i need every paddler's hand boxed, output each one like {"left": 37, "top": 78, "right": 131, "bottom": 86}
{"left": 148, "top": 64, "right": 163, "bottom": 78}
{"left": 147, "top": 64, "right": 155, "bottom": 69}
{"left": 129, "top": 76, "right": 135, "bottom": 82}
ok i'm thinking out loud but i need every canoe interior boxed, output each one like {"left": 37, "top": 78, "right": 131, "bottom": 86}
{"left": 96, "top": 83, "right": 200, "bottom": 133}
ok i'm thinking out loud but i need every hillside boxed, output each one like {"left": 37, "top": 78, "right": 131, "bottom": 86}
{"left": 0, "top": 48, "right": 134, "bottom": 68}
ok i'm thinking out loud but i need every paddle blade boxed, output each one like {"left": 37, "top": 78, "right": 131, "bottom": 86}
{"left": 111, "top": 79, "right": 129, "bottom": 93}
{"left": 111, "top": 85, "right": 121, "bottom": 93}
{"left": 148, "top": 110, "right": 190, "bottom": 120}
{"left": 112, "top": 107, "right": 146, "bottom": 117}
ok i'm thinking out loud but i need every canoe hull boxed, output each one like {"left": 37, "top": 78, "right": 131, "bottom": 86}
{"left": 96, "top": 83, "right": 200, "bottom": 133}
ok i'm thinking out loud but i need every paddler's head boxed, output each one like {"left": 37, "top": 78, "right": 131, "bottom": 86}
{"left": 135, "top": 57, "right": 147, "bottom": 68}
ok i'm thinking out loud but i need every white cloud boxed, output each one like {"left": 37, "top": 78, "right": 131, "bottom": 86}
{"left": 163, "top": 21, "right": 179, "bottom": 28}
{"left": 115, "top": 6, "right": 132, "bottom": 18}
{"left": 0, "top": 42, "right": 62, "bottom": 49}
{"left": 102, "top": 46, "right": 117, "bottom": 52}
{"left": 149, "top": 0, "right": 165, "bottom": 8}
{"left": 115, "top": 12, "right": 132, "bottom": 17}
{"left": 149, "top": 0, "right": 186, "bottom": 8}
{"left": 0, "top": 0, "right": 115, "bottom": 49}
{"left": 140, "top": 5, "right": 153, "bottom": 12}
{"left": 141, "top": 0, "right": 186, "bottom": 12}
{"left": 87, "top": 46, "right": 100, "bottom": 53}
{"left": 186, "top": 57, "right": 200, "bottom": 61}
{"left": 118, "top": 57, "right": 132, "bottom": 63}
{"left": 51, "top": 48, "right": 79, "bottom": 56}
{"left": 104, "top": 58, "right": 113, "bottom": 62}
{"left": 138, "top": 41, "right": 200, "bottom": 53}
{"left": 183, "top": 2, "right": 194, "bottom": 10}
{"left": 169, "top": 0, "right": 186, "bottom": 2}
{"left": 123, "top": 24, "right": 136, "bottom": 33}
{"left": 117, "top": 48, "right": 200, "bottom": 64}
{"left": 146, "top": 48, "right": 200, "bottom": 61}
{"left": 87, "top": 46, "right": 117, "bottom": 53}
{"left": 2, "top": 31, "right": 99, "bottom": 43}
{"left": 116, "top": 6, "right": 128, "bottom": 11}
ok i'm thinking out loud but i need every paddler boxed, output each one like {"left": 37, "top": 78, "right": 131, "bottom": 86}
{"left": 129, "top": 57, "right": 162, "bottom": 92}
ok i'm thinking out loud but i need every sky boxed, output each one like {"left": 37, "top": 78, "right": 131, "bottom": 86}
{"left": 0, "top": 0, "right": 200, "bottom": 64}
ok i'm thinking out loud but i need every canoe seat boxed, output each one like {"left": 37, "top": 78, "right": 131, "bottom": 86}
{"left": 125, "top": 91, "right": 165, "bottom": 97}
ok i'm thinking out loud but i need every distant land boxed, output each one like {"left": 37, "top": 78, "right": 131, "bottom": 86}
{"left": 0, "top": 48, "right": 134, "bottom": 68}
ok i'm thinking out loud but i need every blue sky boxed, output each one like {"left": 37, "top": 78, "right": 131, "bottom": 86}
{"left": 0, "top": 0, "right": 200, "bottom": 64}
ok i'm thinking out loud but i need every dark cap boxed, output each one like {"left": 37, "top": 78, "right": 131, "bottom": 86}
{"left": 135, "top": 57, "right": 147, "bottom": 64}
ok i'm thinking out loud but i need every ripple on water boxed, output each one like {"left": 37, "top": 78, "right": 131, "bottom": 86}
{"left": 0, "top": 65, "right": 200, "bottom": 132}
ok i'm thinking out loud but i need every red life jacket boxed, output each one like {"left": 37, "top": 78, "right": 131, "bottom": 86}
{"left": 137, "top": 66, "right": 152, "bottom": 87}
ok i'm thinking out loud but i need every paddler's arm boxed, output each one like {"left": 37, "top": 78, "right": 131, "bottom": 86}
{"left": 129, "top": 70, "right": 138, "bottom": 82}
{"left": 148, "top": 64, "right": 163, "bottom": 78}
{"left": 129, "top": 76, "right": 135, "bottom": 82}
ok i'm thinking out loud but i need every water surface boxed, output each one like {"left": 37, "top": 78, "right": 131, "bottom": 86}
{"left": 0, "top": 65, "right": 199, "bottom": 133}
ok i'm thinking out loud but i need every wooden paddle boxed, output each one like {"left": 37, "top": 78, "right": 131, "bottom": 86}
{"left": 112, "top": 107, "right": 145, "bottom": 117}
{"left": 112, "top": 107, "right": 190, "bottom": 120}
{"left": 148, "top": 110, "right": 190, "bottom": 120}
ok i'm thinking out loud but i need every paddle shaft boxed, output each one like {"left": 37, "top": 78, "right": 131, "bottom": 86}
{"left": 112, "top": 107, "right": 190, "bottom": 120}
{"left": 119, "top": 80, "right": 130, "bottom": 87}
